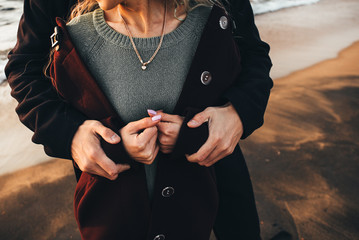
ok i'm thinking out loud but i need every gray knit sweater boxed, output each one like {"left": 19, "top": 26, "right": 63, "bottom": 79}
{"left": 67, "top": 6, "right": 211, "bottom": 201}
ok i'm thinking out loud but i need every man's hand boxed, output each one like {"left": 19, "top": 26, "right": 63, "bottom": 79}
{"left": 120, "top": 114, "right": 162, "bottom": 164}
{"left": 147, "top": 109, "right": 184, "bottom": 154}
{"left": 71, "top": 120, "right": 131, "bottom": 180}
{"left": 185, "top": 103, "right": 243, "bottom": 167}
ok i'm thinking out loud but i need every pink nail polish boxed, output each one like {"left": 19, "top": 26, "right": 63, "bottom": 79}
{"left": 152, "top": 115, "right": 162, "bottom": 121}
{"left": 147, "top": 109, "right": 157, "bottom": 115}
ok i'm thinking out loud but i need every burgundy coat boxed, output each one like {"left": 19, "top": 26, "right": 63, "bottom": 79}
{"left": 49, "top": 5, "right": 260, "bottom": 240}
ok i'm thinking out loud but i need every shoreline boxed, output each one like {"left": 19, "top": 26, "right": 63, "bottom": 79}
{"left": 255, "top": 0, "right": 359, "bottom": 79}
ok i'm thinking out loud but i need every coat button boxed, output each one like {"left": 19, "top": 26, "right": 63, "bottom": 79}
{"left": 219, "top": 16, "right": 228, "bottom": 30}
{"left": 154, "top": 234, "right": 165, "bottom": 240}
{"left": 162, "top": 186, "right": 175, "bottom": 197}
{"left": 201, "top": 71, "right": 212, "bottom": 85}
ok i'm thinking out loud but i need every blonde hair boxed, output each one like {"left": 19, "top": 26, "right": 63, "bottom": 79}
{"left": 69, "top": 0, "right": 224, "bottom": 21}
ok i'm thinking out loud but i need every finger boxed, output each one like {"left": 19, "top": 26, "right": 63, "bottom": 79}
{"left": 149, "top": 136, "right": 160, "bottom": 160}
{"left": 138, "top": 126, "right": 158, "bottom": 144}
{"left": 94, "top": 122, "right": 121, "bottom": 144}
{"left": 203, "top": 143, "right": 235, "bottom": 167}
{"left": 198, "top": 147, "right": 225, "bottom": 167}
{"left": 186, "top": 140, "right": 217, "bottom": 163}
{"left": 89, "top": 144, "right": 128, "bottom": 178}
{"left": 92, "top": 162, "right": 130, "bottom": 180}
{"left": 157, "top": 122, "right": 173, "bottom": 136}
{"left": 147, "top": 109, "right": 157, "bottom": 116}
{"left": 127, "top": 115, "right": 162, "bottom": 134}
{"left": 93, "top": 163, "right": 119, "bottom": 180}
{"left": 187, "top": 108, "right": 211, "bottom": 128}
{"left": 203, "top": 153, "right": 226, "bottom": 167}
{"left": 142, "top": 136, "right": 160, "bottom": 164}
{"left": 80, "top": 160, "right": 117, "bottom": 180}
{"left": 152, "top": 144, "right": 160, "bottom": 162}
{"left": 160, "top": 112, "right": 183, "bottom": 123}
{"left": 159, "top": 145, "right": 173, "bottom": 154}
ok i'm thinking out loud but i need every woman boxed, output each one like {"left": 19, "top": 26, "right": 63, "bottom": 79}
{"left": 48, "top": 0, "right": 267, "bottom": 239}
{"left": 7, "top": 0, "right": 271, "bottom": 239}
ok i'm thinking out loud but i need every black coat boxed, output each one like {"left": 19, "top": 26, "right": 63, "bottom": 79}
{"left": 5, "top": 0, "right": 273, "bottom": 239}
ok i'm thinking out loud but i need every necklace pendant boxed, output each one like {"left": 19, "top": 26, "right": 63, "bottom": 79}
{"left": 141, "top": 65, "right": 147, "bottom": 70}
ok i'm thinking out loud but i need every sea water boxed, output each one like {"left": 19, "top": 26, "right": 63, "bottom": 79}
{"left": 251, "top": 0, "right": 320, "bottom": 15}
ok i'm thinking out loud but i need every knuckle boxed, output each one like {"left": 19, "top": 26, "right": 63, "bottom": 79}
{"left": 197, "top": 155, "right": 205, "bottom": 162}
{"left": 198, "top": 161, "right": 206, "bottom": 166}
{"left": 158, "top": 135, "right": 167, "bottom": 145}
{"left": 136, "top": 141, "right": 145, "bottom": 151}
{"left": 107, "top": 170, "right": 117, "bottom": 178}
{"left": 225, "top": 146, "right": 233, "bottom": 155}
{"left": 224, "top": 142, "right": 231, "bottom": 150}
{"left": 87, "top": 149, "right": 98, "bottom": 159}
{"left": 109, "top": 174, "right": 118, "bottom": 181}
{"left": 90, "top": 120, "right": 101, "bottom": 128}
{"left": 82, "top": 162, "right": 91, "bottom": 172}
{"left": 142, "top": 158, "right": 153, "bottom": 165}
{"left": 145, "top": 151, "right": 153, "bottom": 160}
{"left": 163, "top": 128, "right": 171, "bottom": 136}
{"left": 212, "top": 135, "right": 221, "bottom": 143}
{"left": 140, "top": 150, "right": 152, "bottom": 160}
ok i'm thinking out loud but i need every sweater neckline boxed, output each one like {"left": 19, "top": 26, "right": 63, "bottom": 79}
{"left": 93, "top": 7, "right": 200, "bottom": 50}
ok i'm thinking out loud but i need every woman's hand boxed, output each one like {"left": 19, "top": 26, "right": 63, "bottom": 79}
{"left": 120, "top": 114, "right": 162, "bottom": 164}
{"left": 185, "top": 102, "right": 243, "bottom": 167}
{"left": 147, "top": 109, "right": 184, "bottom": 154}
{"left": 71, "top": 120, "right": 131, "bottom": 180}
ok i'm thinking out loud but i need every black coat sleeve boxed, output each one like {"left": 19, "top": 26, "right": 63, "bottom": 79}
{"left": 222, "top": 0, "right": 273, "bottom": 139}
{"left": 4, "top": 0, "right": 87, "bottom": 160}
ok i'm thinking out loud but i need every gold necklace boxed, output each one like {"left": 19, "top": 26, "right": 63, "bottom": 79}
{"left": 118, "top": 1, "right": 167, "bottom": 70}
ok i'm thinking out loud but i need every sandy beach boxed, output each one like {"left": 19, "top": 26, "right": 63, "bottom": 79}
{"left": 0, "top": 0, "right": 358, "bottom": 239}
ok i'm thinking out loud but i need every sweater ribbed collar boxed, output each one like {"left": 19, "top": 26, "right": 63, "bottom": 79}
{"left": 93, "top": 7, "right": 200, "bottom": 50}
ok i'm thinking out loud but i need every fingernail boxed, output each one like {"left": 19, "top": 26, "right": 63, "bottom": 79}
{"left": 152, "top": 115, "right": 162, "bottom": 121}
{"left": 111, "top": 134, "right": 120, "bottom": 141}
{"left": 123, "top": 164, "right": 131, "bottom": 170}
{"left": 188, "top": 120, "right": 198, "bottom": 126}
{"left": 147, "top": 109, "right": 157, "bottom": 115}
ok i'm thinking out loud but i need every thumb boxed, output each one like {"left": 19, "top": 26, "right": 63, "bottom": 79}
{"left": 187, "top": 110, "right": 210, "bottom": 128}
{"left": 94, "top": 123, "right": 121, "bottom": 144}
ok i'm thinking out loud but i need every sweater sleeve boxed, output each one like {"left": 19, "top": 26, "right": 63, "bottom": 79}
{"left": 4, "top": 0, "right": 88, "bottom": 160}
{"left": 222, "top": 0, "right": 273, "bottom": 139}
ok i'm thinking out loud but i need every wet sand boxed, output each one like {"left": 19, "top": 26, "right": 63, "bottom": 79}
{"left": 1, "top": 0, "right": 359, "bottom": 239}
{"left": 244, "top": 41, "right": 359, "bottom": 240}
